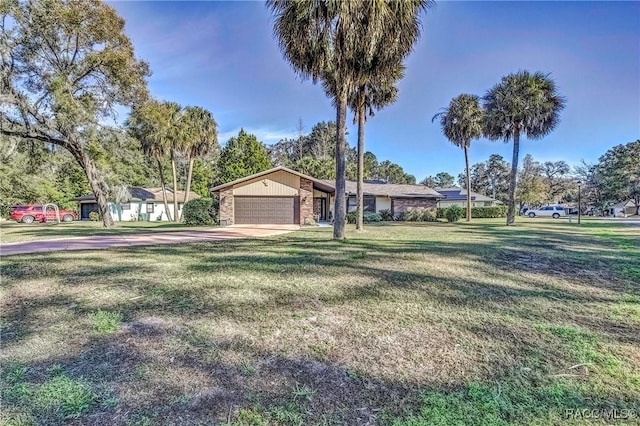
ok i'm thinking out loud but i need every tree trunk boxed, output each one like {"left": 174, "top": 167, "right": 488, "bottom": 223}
{"left": 356, "top": 91, "right": 366, "bottom": 231}
{"left": 333, "top": 91, "right": 348, "bottom": 240}
{"left": 81, "top": 153, "right": 114, "bottom": 228}
{"left": 157, "top": 158, "right": 173, "bottom": 222}
{"left": 464, "top": 144, "right": 471, "bottom": 222}
{"left": 181, "top": 157, "right": 194, "bottom": 221}
{"left": 507, "top": 127, "right": 520, "bottom": 225}
{"left": 170, "top": 149, "right": 179, "bottom": 222}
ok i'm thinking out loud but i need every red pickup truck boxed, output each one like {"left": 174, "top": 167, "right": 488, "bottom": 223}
{"left": 8, "top": 205, "right": 78, "bottom": 224}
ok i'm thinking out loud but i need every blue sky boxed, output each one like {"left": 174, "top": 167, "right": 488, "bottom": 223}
{"left": 109, "top": 1, "right": 640, "bottom": 181}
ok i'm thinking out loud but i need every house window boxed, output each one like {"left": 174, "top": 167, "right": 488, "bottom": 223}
{"left": 121, "top": 203, "right": 131, "bottom": 210}
{"left": 146, "top": 203, "right": 154, "bottom": 213}
{"left": 347, "top": 196, "right": 376, "bottom": 212}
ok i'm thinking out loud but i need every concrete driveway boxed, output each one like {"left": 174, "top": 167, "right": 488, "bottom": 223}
{"left": 0, "top": 225, "right": 299, "bottom": 257}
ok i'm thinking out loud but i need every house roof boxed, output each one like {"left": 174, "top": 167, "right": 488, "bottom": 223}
{"left": 435, "top": 187, "right": 499, "bottom": 203}
{"left": 74, "top": 187, "right": 201, "bottom": 203}
{"left": 612, "top": 199, "right": 637, "bottom": 209}
{"left": 210, "top": 166, "right": 336, "bottom": 193}
{"left": 324, "top": 180, "right": 442, "bottom": 198}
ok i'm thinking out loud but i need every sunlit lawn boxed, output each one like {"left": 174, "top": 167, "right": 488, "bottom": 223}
{"left": 1, "top": 218, "right": 639, "bottom": 425}
{"left": 0, "top": 220, "right": 214, "bottom": 244}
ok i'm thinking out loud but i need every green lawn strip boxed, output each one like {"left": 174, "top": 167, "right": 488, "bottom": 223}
{"left": 0, "top": 220, "right": 214, "bottom": 244}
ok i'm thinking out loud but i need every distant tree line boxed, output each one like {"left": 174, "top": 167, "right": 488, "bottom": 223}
{"left": 423, "top": 139, "right": 640, "bottom": 215}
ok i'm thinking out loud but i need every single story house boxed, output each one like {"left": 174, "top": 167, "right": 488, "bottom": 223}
{"left": 74, "top": 187, "right": 200, "bottom": 221}
{"left": 330, "top": 179, "right": 443, "bottom": 216}
{"left": 435, "top": 187, "right": 501, "bottom": 208}
{"left": 609, "top": 199, "right": 638, "bottom": 217}
{"left": 210, "top": 167, "right": 335, "bottom": 225}
{"left": 210, "top": 167, "right": 442, "bottom": 225}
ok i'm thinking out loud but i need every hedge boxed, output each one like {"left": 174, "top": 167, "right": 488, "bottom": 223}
{"left": 437, "top": 206, "right": 507, "bottom": 219}
{"left": 183, "top": 198, "right": 216, "bottom": 225}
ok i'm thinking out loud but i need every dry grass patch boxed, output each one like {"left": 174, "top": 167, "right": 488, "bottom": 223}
{"left": 1, "top": 218, "right": 638, "bottom": 425}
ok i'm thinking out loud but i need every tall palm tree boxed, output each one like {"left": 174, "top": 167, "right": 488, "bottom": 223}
{"left": 164, "top": 101, "right": 183, "bottom": 222}
{"left": 127, "top": 100, "right": 175, "bottom": 221}
{"left": 432, "top": 94, "right": 484, "bottom": 222}
{"left": 350, "top": 65, "right": 404, "bottom": 230}
{"left": 483, "top": 71, "right": 566, "bottom": 225}
{"left": 267, "top": 0, "right": 428, "bottom": 239}
{"left": 178, "top": 106, "right": 218, "bottom": 220}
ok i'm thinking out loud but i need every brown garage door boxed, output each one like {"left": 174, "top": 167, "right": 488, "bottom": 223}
{"left": 234, "top": 197, "right": 299, "bottom": 224}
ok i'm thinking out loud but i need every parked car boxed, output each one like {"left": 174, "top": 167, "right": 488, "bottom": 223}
{"left": 8, "top": 205, "right": 78, "bottom": 224}
{"left": 526, "top": 205, "right": 566, "bottom": 219}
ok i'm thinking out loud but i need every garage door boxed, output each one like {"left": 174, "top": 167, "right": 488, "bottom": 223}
{"left": 234, "top": 197, "right": 299, "bottom": 224}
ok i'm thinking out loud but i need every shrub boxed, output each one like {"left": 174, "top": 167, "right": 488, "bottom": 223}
{"left": 346, "top": 211, "right": 382, "bottom": 224}
{"left": 421, "top": 209, "right": 438, "bottom": 222}
{"left": 403, "top": 208, "right": 438, "bottom": 222}
{"left": 378, "top": 209, "right": 394, "bottom": 221}
{"left": 346, "top": 211, "right": 357, "bottom": 224}
{"left": 88, "top": 211, "right": 99, "bottom": 222}
{"left": 183, "top": 198, "right": 214, "bottom": 226}
{"left": 445, "top": 205, "right": 465, "bottom": 222}
{"left": 363, "top": 212, "right": 382, "bottom": 222}
{"left": 436, "top": 206, "right": 507, "bottom": 219}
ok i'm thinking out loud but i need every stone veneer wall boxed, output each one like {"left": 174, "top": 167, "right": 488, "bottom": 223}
{"left": 392, "top": 198, "right": 437, "bottom": 215}
{"left": 299, "top": 178, "right": 314, "bottom": 225}
{"left": 218, "top": 189, "right": 234, "bottom": 226}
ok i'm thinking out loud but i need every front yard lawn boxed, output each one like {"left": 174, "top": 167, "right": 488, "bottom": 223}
{"left": 1, "top": 219, "right": 639, "bottom": 425}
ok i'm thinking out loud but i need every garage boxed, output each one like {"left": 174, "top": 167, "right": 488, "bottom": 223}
{"left": 234, "top": 196, "right": 299, "bottom": 224}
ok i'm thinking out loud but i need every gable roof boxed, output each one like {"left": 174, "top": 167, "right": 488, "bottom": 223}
{"left": 612, "top": 199, "right": 637, "bottom": 209}
{"left": 435, "top": 187, "right": 498, "bottom": 202}
{"left": 210, "top": 166, "right": 336, "bottom": 193}
{"left": 324, "top": 180, "right": 442, "bottom": 198}
{"left": 74, "top": 187, "right": 201, "bottom": 203}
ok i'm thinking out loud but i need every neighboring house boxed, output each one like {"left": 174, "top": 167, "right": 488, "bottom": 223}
{"left": 74, "top": 187, "right": 200, "bottom": 221}
{"left": 609, "top": 199, "right": 638, "bottom": 217}
{"left": 435, "top": 187, "right": 501, "bottom": 208}
{"left": 209, "top": 167, "right": 442, "bottom": 226}
{"left": 329, "top": 179, "right": 443, "bottom": 216}
{"left": 210, "top": 167, "right": 334, "bottom": 225}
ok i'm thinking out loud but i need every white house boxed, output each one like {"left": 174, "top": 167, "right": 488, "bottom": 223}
{"left": 435, "top": 187, "right": 501, "bottom": 208}
{"left": 609, "top": 199, "right": 638, "bottom": 217}
{"left": 75, "top": 187, "right": 200, "bottom": 221}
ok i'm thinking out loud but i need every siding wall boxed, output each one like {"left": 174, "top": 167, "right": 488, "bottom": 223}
{"left": 233, "top": 170, "right": 300, "bottom": 196}
{"left": 80, "top": 201, "right": 183, "bottom": 222}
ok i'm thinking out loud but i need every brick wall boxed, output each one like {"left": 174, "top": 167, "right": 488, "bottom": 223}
{"left": 219, "top": 189, "right": 234, "bottom": 226}
{"left": 392, "top": 198, "right": 437, "bottom": 215}
{"left": 299, "top": 178, "right": 314, "bottom": 225}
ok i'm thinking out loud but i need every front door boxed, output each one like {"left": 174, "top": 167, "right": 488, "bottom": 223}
{"left": 313, "top": 198, "right": 327, "bottom": 221}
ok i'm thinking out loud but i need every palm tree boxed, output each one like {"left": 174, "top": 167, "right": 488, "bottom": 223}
{"left": 350, "top": 65, "right": 404, "bottom": 230}
{"left": 127, "top": 100, "right": 175, "bottom": 221}
{"left": 432, "top": 94, "right": 484, "bottom": 222}
{"left": 178, "top": 106, "right": 218, "bottom": 220}
{"left": 267, "top": 0, "right": 428, "bottom": 239}
{"left": 483, "top": 71, "right": 566, "bottom": 225}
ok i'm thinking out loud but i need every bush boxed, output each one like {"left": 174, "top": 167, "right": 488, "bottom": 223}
{"left": 445, "top": 205, "right": 465, "bottom": 222}
{"left": 378, "top": 209, "right": 394, "bottom": 221}
{"left": 403, "top": 208, "right": 438, "bottom": 222}
{"left": 363, "top": 212, "right": 382, "bottom": 222}
{"left": 88, "top": 211, "right": 99, "bottom": 222}
{"left": 346, "top": 211, "right": 357, "bottom": 224}
{"left": 436, "top": 206, "right": 507, "bottom": 219}
{"left": 183, "top": 198, "right": 214, "bottom": 226}
{"left": 347, "top": 211, "right": 382, "bottom": 224}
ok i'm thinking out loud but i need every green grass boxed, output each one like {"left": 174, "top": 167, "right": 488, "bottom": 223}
{"left": 0, "top": 220, "right": 215, "bottom": 244}
{"left": 1, "top": 218, "right": 639, "bottom": 425}
{"left": 89, "top": 310, "right": 123, "bottom": 334}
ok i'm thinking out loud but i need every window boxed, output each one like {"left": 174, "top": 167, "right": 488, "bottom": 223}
{"left": 146, "top": 203, "right": 154, "bottom": 213}
{"left": 121, "top": 203, "right": 131, "bottom": 210}
{"left": 556, "top": 207, "right": 564, "bottom": 211}
{"left": 347, "top": 196, "right": 376, "bottom": 212}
